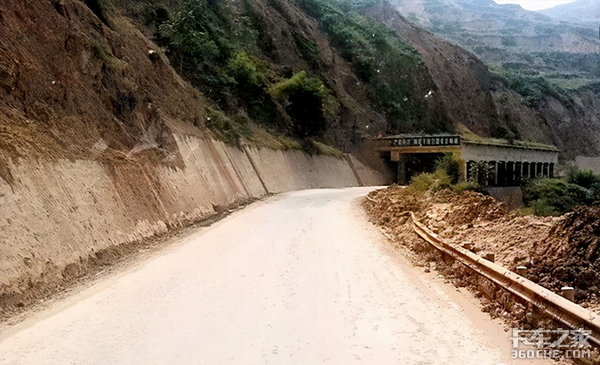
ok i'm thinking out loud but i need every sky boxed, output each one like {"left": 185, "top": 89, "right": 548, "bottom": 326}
{"left": 492, "top": 0, "right": 579, "bottom": 11}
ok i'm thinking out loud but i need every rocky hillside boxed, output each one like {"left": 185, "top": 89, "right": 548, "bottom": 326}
{"left": 0, "top": 0, "right": 598, "bottom": 167}
{"left": 389, "top": 0, "right": 600, "bottom": 78}
{"left": 369, "top": 2, "right": 600, "bottom": 160}
{"left": 540, "top": 0, "right": 600, "bottom": 29}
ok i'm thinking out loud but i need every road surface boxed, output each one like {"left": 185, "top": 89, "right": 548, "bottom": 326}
{"left": 0, "top": 188, "right": 549, "bottom": 364}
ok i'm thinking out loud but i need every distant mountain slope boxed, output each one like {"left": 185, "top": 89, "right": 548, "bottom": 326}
{"left": 539, "top": 0, "right": 600, "bottom": 28}
{"left": 366, "top": 2, "right": 600, "bottom": 160}
{"left": 389, "top": 0, "right": 600, "bottom": 77}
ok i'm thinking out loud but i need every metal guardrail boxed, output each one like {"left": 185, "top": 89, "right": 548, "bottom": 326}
{"left": 410, "top": 212, "right": 600, "bottom": 347}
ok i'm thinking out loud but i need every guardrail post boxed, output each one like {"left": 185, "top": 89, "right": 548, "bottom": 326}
{"left": 483, "top": 253, "right": 495, "bottom": 263}
{"left": 561, "top": 287, "right": 575, "bottom": 302}
{"left": 516, "top": 266, "right": 528, "bottom": 277}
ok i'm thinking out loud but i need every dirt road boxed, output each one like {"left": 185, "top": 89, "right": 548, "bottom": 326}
{"left": 0, "top": 188, "right": 549, "bottom": 364}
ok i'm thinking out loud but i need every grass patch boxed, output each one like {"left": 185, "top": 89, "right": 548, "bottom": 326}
{"left": 406, "top": 170, "right": 452, "bottom": 194}
{"left": 491, "top": 68, "right": 573, "bottom": 107}
{"left": 311, "top": 140, "right": 344, "bottom": 157}
{"left": 205, "top": 107, "right": 253, "bottom": 145}
{"left": 249, "top": 128, "right": 303, "bottom": 150}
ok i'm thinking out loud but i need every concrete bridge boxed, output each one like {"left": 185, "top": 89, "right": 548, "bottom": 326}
{"left": 374, "top": 134, "right": 559, "bottom": 185}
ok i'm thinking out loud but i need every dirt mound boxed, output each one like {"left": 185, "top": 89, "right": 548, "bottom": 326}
{"left": 529, "top": 205, "right": 600, "bottom": 303}
{"left": 419, "top": 190, "right": 509, "bottom": 228}
{"left": 366, "top": 185, "right": 600, "bottom": 314}
{"left": 364, "top": 185, "right": 557, "bottom": 272}
{"left": 367, "top": 187, "right": 508, "bottom": 226}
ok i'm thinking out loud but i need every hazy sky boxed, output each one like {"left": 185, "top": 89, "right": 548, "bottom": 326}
{"left": 492, "top": 0, "right": 578, "bottom": 11}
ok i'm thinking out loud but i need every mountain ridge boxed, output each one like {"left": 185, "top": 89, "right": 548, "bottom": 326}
{"left": 390, "top": 0, "right": 599, "bottom": 77}
{"left": 539, "top": 0, "right": 600, "bottom": 28}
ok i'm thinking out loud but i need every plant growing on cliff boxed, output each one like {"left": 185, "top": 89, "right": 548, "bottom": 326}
{"left": 157, "top": 0, "right": 232, "bottom": 88}
{"left": 227, "top": 51, "right": 277, "bottom": 123}
{"left": 270, "top": 71, "right": 336, "bottom": 136}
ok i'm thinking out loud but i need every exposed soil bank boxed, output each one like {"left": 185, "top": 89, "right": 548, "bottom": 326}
{"left": 0, "top": 136, "right": 386, "bottom": 319}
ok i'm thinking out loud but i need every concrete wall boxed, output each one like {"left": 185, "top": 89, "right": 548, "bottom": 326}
{"left": 242, "top": 146, "right": 358, "bottom": 193}
{"left": 576, "top": 156, "right": 600, "bottom": 174}
{"left": 461, "top": 142, "right": 558, "bottom": 164}
{"left": 0, "top": 135, "right": 384, "bottom": 300}
{"left": 482, "top": 187, "right": 523, "bottom": 210}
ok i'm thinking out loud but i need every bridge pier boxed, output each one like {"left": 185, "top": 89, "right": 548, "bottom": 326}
{"left": 397, "top": 155, "right": 407, "bottom": 185}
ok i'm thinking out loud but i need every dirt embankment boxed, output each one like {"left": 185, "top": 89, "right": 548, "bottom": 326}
{"left": 529, "top": 206, "right": 600, "bottom": 304}
{"left": 364, "top": 186, "right": 600, "bottom": 312}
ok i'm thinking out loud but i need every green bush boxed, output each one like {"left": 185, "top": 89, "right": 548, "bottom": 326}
{"left": 531, "top": 198, "right": 560, "bottom": 217}
{"left": 434, "top": 154, "right": 460, "bottom": 184}
{"left": 157, "top": 0, "right": 234, "bottom": 91}
{"left": 226, "top": 51, "right": 277, "bottom": 123}
{"left": 270, "top": 71, "right": 334, "bottom": 136}
{"left": 522, "top": 177, "right": 597, "bottom": 215}
{"left": 566, "top": 165, "right": 600, "bottom": 189}
{"left": 589, "top": 182, "right": 600, "bottom": 202}
{"left": 227, "top": 51, "right": 268, "bottom": 89}
{"left": 452, "top": 181, "right": 480, "bottom": 194}
{"left": 407, "top": 170, "right": 452, "bottom": 193}
{"left": 468, "top": 161, "right": 490, "bottom": 187}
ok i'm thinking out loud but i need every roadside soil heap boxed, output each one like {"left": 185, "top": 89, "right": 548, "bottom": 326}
{"left": 529, "top": 205, "right": 600, "bottom": 305}
{"left": 364, "top": 186, "right": 600, "bottom": 313}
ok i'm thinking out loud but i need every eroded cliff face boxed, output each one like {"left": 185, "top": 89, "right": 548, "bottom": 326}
{"left": 0, "top": 0, "right": 210, "bottom": 166}
{"left": 369, "top": 3, "right": 500, "bottom": 138}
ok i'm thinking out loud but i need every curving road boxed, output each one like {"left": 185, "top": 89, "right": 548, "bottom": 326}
{"left": 0, "top": 188, "right": 549, "bottom": 364}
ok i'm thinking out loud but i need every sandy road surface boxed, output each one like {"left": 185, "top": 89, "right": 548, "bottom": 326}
{"left": 0, "top": 188, "right": 550, "bottom": 364}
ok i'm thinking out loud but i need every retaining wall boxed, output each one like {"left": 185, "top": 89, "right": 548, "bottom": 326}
{"left": 0, "top": 135, "right": 385, "bottom": 299}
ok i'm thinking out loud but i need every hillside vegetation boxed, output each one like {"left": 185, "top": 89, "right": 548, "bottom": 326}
{"left": 0, "top": 0, "right": 598, "bottom": 168}
{"left": 390, "top": 0, "right": 600, "bottom": 78}
{"left": 117, "top": 0, "right": 453, "bottom": 152}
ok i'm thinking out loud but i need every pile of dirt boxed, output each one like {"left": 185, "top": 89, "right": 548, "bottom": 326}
{"left": 364, "top": 187, "right": 555, "bottom": 330}
{"left": 529, "top": 205, "right": 600, "bottom": 304}
{"left": 363, "top": 186, "right": 600, "bottom": 343}
{"left": 365, "top": 185, "right": 600, "bottom": 317}
{"left": 418, "top": 190, "right": 509, "bottom": 228}
{"left": 446, "top": 215, "right": 557, "bottom": 269}
{"left": 366, "top": 186, "right": 560, "bottom": 270}
{"left": 364, "top": 186, "right": 437, "bottom": 264}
